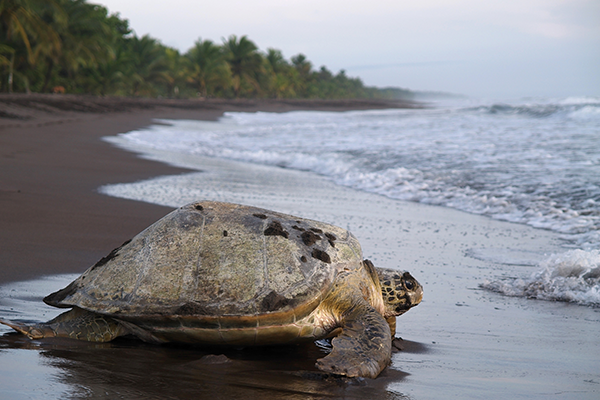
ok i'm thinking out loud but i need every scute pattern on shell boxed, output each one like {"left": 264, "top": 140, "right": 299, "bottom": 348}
{"left": 45, "top": 202, "right": 364, "bottom": 322}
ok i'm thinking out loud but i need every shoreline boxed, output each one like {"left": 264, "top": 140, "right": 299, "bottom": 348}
{"left": 0, "top": 94, "right": 420, "bottom": 284}
{"left": 0, "top": 93, "right": 421, "bottom": 124}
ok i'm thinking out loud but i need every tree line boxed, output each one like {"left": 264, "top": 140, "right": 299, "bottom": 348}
{"left": 0, "top": 0, "right": 410, "bottom": 99}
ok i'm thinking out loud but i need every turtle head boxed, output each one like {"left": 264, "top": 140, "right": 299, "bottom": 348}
{"left": 375, "top": 266, "right": 423, "bottom": 317}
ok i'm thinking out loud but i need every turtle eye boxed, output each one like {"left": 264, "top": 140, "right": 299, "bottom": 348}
{"left": 405, "top": 280, "right": 414, "bottom": 290}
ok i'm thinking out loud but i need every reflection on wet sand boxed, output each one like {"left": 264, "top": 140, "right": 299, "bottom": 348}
{"left": 1, "top": 332, "right": 423, "bottom": 399}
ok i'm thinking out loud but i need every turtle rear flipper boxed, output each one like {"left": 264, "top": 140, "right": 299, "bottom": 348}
{"left": 316, "top": 302, "right": 392, "bottom": 379}
{"left": 0, "top": 318, "right": 50, "bottom": 339}
{"left": 0, "top": 307, "right": 126, "bottom": 342}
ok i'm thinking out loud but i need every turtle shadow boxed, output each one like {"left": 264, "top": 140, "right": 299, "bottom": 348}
{"left": 392, "top": 337, "right": 432, "bottom": 354}
{"left": 1, "top": 333, "right": 413, "bottom": 399}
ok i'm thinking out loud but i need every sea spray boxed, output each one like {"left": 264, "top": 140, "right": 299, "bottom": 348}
{"left": 482, "top": 249, "right": 600, "bottom": 306}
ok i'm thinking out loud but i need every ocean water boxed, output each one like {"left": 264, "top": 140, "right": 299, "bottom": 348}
{"left": 101, "top": 96, "right": 600, "bottom": 307}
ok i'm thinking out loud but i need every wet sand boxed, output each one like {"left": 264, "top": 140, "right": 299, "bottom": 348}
{"left": 1, "top": 94, "right": 599, "bottom": 399}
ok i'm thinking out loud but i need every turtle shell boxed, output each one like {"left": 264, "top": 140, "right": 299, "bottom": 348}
{"left": 45, "top": 201, "right": 364, "bottom": 326}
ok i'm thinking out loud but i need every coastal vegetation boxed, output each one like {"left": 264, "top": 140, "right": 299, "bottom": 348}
{"left": 0, "top": 0, "right": 411, "bottom": 99}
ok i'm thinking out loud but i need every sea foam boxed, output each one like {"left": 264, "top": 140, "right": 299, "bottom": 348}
{"left": 481, "top": 250, "right": 600, "bottom": 307}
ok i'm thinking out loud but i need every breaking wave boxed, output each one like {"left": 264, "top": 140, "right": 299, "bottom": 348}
{"left": 481, "top": 250, "right": 600, "bottom": 307}
{"left": 469, "top": 96, "right": 600, "bottom": 119}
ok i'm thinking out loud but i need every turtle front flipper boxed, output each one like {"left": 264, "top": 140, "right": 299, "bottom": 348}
{"left": 0, "top": 307, "right": 127, "bottom": 342}
{"left": 316, "top": 302, "right": 392, "bottom": 379}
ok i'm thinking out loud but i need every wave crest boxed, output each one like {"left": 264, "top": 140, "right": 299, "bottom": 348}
{"left": 469, "top": 100, "right": 600, "bottom": 119}
{"left": 481, "top": 250, "right": 600, "bottom": 306}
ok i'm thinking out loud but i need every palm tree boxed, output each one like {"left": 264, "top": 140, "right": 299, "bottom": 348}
{"left": 272, "top": 70, "right": 298, "bottom": 99}
{"left": 61, "top": 1, "right": 113, "bottom": 77}
{"left": 89, "top": 40, "right": 128, "bottom": 95}
{"left": 125, "top": 35, "right": 169, "bottom": 96}
{"left": 0, "top": 0, "right": 38, "bottom": 60}
{"left": 0, "top": 0, "right": 60, "bottom": 92}
{"left": 291, "top": 53, "right": 312, "bottom": 76}
{"left": 82, "top": 10, "right": 132, "bottom": 95}
{"left": 185, "top": 38, "right": 230, "bottom": 98}
{"left": 35, "top": 0, "right": 114, "bottom": 92}
{"left": 263, "top": 48, "right": 297, "bottom": 98}
{"left": 0, "top": 43, "right": 14, "bottom": 71}
{"left": 265, "top": 48, "right": 287, "bottom": 74}
{"left": 223, "top": 35, "right": 263, "bottom": 97}
{"left": 163, "top": 47, "right": 188, "bottom": 97}
{"left": 290, "top": 53, "right": 312, "bottom": 97}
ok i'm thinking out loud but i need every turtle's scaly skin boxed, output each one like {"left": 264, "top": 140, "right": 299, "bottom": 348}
{"left": 1, "top": 307, "right": 127, "bottom": 342}
{"left": 1, "top": 201, "right": 423, "bottom": 378}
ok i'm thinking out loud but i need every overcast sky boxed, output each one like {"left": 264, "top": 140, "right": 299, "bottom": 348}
{"left": 93, "top": 0, "right": 599, "bottom": 99}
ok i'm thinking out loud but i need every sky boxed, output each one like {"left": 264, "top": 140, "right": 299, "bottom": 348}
{"left": 93, "top": 0, "right": 599, "bottom": 99}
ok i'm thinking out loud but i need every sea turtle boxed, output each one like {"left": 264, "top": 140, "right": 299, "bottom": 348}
{"left": 1, "top": 201, "right": 422, "bottom": 378}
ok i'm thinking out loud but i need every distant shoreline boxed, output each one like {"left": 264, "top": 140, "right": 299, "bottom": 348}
{"left": 0, "top": 94, "right": 423, "bottom": 126}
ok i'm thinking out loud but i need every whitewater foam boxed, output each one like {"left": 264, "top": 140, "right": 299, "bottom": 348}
{"left": 482, "top": 250, "right": 600, "bottom": 307}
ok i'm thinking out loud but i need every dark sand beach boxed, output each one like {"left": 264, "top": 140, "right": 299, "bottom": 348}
{"left": 1, "top": 94, "right": 598, "bottom": 399}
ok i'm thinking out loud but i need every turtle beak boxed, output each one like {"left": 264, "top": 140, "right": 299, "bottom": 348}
{"left": 403, "top": 272, "right": 423, "bottom": 307}
{"left": 410, "top": 285, "right": 423, "bottom": 306}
